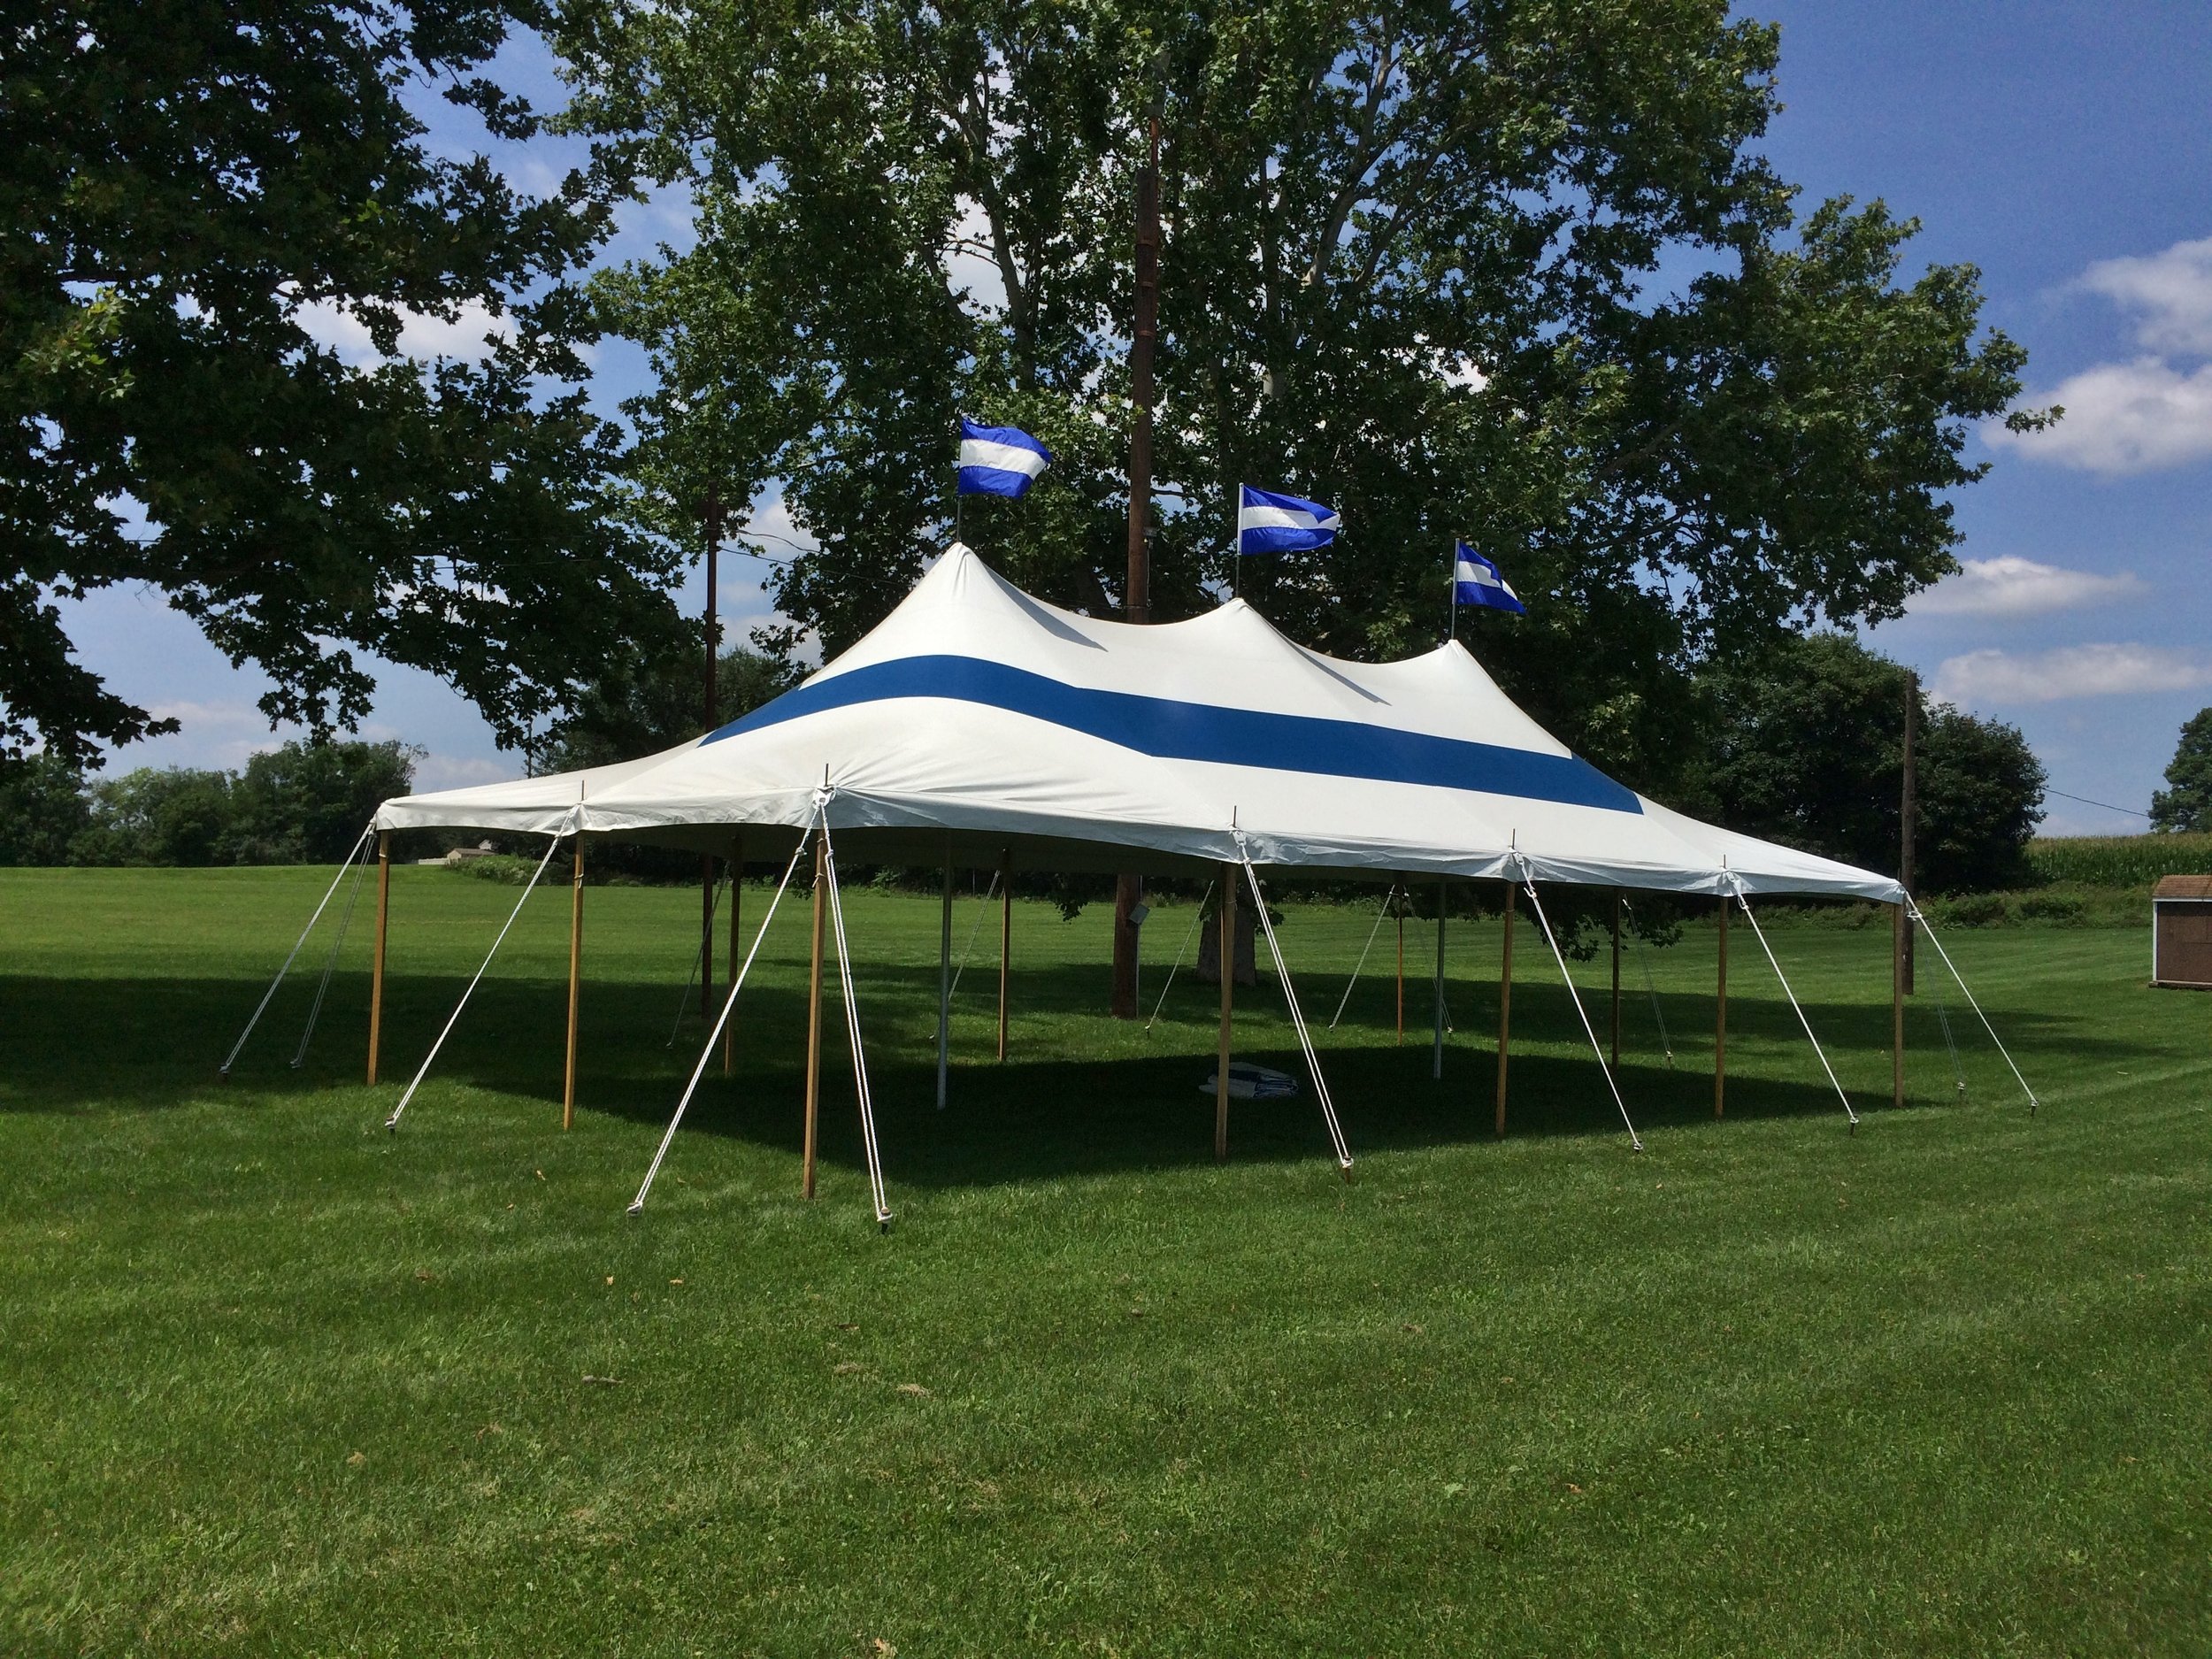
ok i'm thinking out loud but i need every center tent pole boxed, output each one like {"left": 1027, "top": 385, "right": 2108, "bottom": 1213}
{"left": 724, "top": 834, "right": 741, "bottom": 1077}
{"left": 563, "top": 834, "right": 584, "bottom": 1130}
{"left": 996, "top": 849, "right": 1012, "bottom": 1063}
{"left": 1216, "top": 860, "right": 1236, "bottom": 1160}
{"left": 936, "top": 846, "right": 953, "bottom": 1110}
{"left": 1495, "top": 882, "right": 1515, "bottom": 1135}
{"left": 1715, "top": 890, "right": 1730, "bottom": 1119}
{"left": 367, "top": 831, "right": 390, "bottom": 1085}
{"left": 803, "top": 831, "right": 828, "bottom": 1201}
{"left": 1430, "top": 878, "right": 1448, "bottom": 1079}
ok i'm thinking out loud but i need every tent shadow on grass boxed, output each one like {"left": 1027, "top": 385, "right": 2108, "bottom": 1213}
{"left": 2, "top": 956, "right": 2094, "bottom": 1191}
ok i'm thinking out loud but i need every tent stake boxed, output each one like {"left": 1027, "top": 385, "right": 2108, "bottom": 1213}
{"left": 367, "top": 831, "right": 390, "bottom": 1085}
{"left": 1715, "top": 891, "right": 1729, "bottom": 1119}
{"left": 803, "top": 832, "right": 826, "bottom": 1200}
{"left": 1892, "top": 899, "right": 1906, "bottom": 1110}
{"left": 996, "top": 849, "right": 1011, "bottom": 1063}
{"left": 564, "top": 834, "right": 584, "bottom": 1130}
{"left": 724, "top": 835, "right": 742, "bottom": 1076}
{"left": 1217, "top": 861, "right": 1235, "bottom": 1159}
{"left": 936, "top": 846, "right": 953, "bottom": 1110}
{"left": 1431, "top": 878, "right": 1447, "bottom": 1079}
{"left": 1495, "top": 882, "right": 1513, "bottom": 1135}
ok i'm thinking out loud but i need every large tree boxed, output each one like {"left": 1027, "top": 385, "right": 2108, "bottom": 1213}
{"left": 2150, "top": 708, "right": 2212, "bottom": 833}
{"left": 2, "top": 0, "right": 680, "bottom": 767}
{"left": 557, "top": 0, "right": 2046, "bottom": 796}
{"left": 1690, "top": 633, "right": 2046, "bottom": 894}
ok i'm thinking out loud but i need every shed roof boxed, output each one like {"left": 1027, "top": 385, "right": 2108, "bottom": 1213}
{"left": 2154, "top": 874, "right": 2212, "bottom": 900}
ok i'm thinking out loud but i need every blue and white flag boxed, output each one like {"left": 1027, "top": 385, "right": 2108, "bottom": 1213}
{"left": 1237, "top": 485, "right": 1340, "bottom": 555}
{"left": 957, "top": 418, "right": 1051, "bottom": 498}
{"left": 1452, "top": 542, "right": 1525, "bottom": 615}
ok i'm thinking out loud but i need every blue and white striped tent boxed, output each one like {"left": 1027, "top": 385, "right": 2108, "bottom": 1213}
{"left": 378, "top": 544, "right": 1899, "bottom": 904}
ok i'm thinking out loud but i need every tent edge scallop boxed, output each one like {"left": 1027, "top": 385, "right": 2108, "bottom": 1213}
{"left": 372, "top": 544, "right": 1905, "bottom": 905}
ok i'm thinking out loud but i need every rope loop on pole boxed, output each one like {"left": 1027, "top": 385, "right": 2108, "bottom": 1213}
{"left": 1907, "top": 900, "right": 2039, "bottom": 1115}
{"left": 220, "top": 820, "right": 377, "bottom": 1078}
{"left": 1237, "top": 853, "right": 1354, "bottom": 1175}
{"left": 1726, "top": 879, "right": 1859, "bottom": 1130}
{"left": 629, "top": 818, "right": 818, "bottom": 1215}
{"left": 1513, "top": 857, "right": 1644, "bottom": 1151}
{"left": 385, "top": 818, "right": 572, "bottom": 1132}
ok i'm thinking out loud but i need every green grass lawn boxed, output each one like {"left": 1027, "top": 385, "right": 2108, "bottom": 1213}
{"left": 2, "top": 865, "right": 2207, "bottom": 1655}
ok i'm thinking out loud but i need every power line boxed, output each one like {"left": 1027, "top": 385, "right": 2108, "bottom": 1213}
{"left": 2047, "top": 787, "right": 2149, "bottom": 820}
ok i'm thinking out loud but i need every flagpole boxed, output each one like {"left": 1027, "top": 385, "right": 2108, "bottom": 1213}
{"left": 1448, "top": 545, "right": 1457, "bottom": 642}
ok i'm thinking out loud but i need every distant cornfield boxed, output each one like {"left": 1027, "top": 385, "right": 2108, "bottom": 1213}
{"left": 2026, "top": 833, "right": 2212, "bottom": 889}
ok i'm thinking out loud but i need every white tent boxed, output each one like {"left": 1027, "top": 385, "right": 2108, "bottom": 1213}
{"left": 375, "top": 544, "right": 1901, "bottom": 903}
{"left": 319, "top": 545, "right": 2010, "bottom": 1222}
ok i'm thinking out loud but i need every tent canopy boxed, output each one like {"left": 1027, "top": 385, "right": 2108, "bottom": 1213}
{"left": 375, "top": 545, "right": 1901, "bottom": 903}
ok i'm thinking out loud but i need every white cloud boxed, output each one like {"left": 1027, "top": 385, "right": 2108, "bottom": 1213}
{"left": 1986, "top": 356, "right": 2212, "bottom": 475}
{"left": 295, "top": 297, "right": 517, "bottom": 368}
{"left": 1932, "top": 642, "right": 2212, "bottom": 705}
{"left": 1909, "top": 556, "right": 2145, "bottom": 618}
{"left": 2078, "top": 234, "right": 2212, "bottom": 356}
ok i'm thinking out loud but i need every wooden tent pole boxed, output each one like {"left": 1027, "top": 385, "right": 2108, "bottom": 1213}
{"left": 1430, "top": 878, "right": 1448, "bottom": 1079}
{"left": 1494, "top": 883, "right": 1514, "bottom": 1135}
{"left": 803, "top": 833, "right": 826, "bottom": 1200}
{"left": 1395, "top": 900, "right": 1405, "bottom": 1046}
{"left": 563, "top": 835, "right": 584, "bottom": 1129}
{"left": 1610, "top": 893, "right": 1623, "bottom": 1073}
{"left": 1892, "top": 898, "right": 1906, "bottom": 1110}
{"left": 1216, "top": 863, "right": 1235, "bottom": 1160}
{"left": 366, "top": 831, "right": 390, "bottom": 1085}
{"left": 936, "top": 846, "right": 953, "bottom": 1110}
{"left": 723, "top": 834, "right": 741, "bottom": 1077}
{"left": 996, "top": 849, "right": 1011, "bottom": 1063}
{"left": 1715, "top": 896, "right": 1730, "bottom": 1118}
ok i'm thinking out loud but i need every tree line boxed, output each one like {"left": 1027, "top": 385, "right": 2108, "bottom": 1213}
{"left": 5, "top": 3, "right": 2073, "bottom": 883}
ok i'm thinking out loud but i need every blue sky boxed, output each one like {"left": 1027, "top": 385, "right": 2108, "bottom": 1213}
{"left": 66, "top": 3, "right": 2212, "bottom": 831}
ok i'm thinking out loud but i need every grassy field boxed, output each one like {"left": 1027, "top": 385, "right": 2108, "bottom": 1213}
{"left": 2, "top": 865, "right": 2207, "bottom": 1655}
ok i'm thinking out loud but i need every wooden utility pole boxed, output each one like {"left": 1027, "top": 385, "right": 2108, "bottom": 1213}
{"left": 701, "top": 486, "right": 724, "bottom": 1014}
{"left": 1901, "top": 668, "right": 1917, "bottom": 995}
{"left": 1111, "top": 111, "right": 1163, "bottom": 1021}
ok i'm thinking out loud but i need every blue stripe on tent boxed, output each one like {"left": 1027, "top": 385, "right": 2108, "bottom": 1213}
{"left": 705, "top": 655, "right": 1641, "bottom": 814}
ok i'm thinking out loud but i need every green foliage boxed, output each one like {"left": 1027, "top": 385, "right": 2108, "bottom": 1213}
{"left": 536, "top": 642, "right": 798, "bottom": 774}
{"left": 557, "top": 1, "right": 2039, "bottom": 798}
{"left": 0, "top": 753, "right": 90, "bottom": 865}
{"left": 2, "top": 871, "right": 2205, "bottom": 1653}
{"left": 13, "top": 739, "right": 416, "bottom": 866}
{"left": 2, "top": 0, "right": 683, "bottom": 766}
{"left": 1690, "top": 633, "right": 2045, "bottom": 893}
{"left": 2027, "top": 831, "right": 2212, "bottom": 890}
{"left": 2149, "top": 708, "right": 2212, "bottom": 833}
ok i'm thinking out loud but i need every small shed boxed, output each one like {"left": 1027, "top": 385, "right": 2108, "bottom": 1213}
{"left": 2153, "top": 876, "right": 2212, "bottom": 988}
